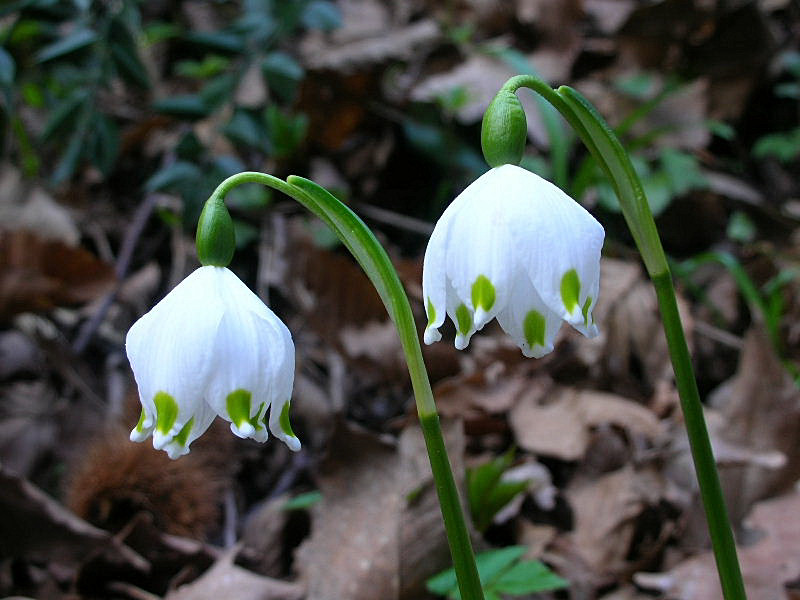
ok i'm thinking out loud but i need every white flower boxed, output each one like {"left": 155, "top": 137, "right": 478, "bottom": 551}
{"left": 126, "top": 266, "right": 300, "bottom": 459}
{"left": 423, "top": 164, "right": 604, "bottom": 358}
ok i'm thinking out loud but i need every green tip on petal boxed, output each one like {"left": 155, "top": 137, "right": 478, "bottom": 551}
{"left": 471, "top": 275, "right": 496, "bottom": 312}
{"left": 581, "top": 296, "right": 593, "bottom": 327}
{"left": 226, "top": 389, "right": 253, "bottom": 429}
{"left": 135, "top": 408, "right": 147, "bottom": 432}
{"left": 523, "top": 309, "right": 546, "bottom": 348}
{"left": 154, "top": 391, "right": 178, "bottom": 434}
{"left": 455, "top": 303, "right": 472, "bottom": 336}
{"left": 279, "top": 401, "right": 295, "bottom": 437}
{"left": 426, "top": 297, "right": 437, "bottom": 329}
{"left": 481, "top": 89, "right": 527, "bottom": 168}
{"left": 560, "top": 269, "right": 581, "bottom": 314}
{"left": 196, "top": 197, "right": 235, "bottom": 266}
{"left": 173, "top": 417, "right": 194, "bottom": 447}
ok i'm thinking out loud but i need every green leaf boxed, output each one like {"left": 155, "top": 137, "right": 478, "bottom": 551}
{"left": 659, "top": 148, "right": 706, "bottom": 196}
{"left": 301, "top": 1, "right": 342, "bottom": 30}
{"left": 52, "top": 126, "right": 86, "bottom": 183}
{"left": 283, "top": 491, "right": 322, "bottom": 510}
{"left": 753, "top": 128, "right": 800, "bottom": 164}
{"left": 88, "top": 113, "right": 119, "bottom": 177}
{"left": 153, "top": 94, "right": 210, "bottom": 119}
{"left": 261, "top": 52, "right": 304, "bottom": 101}
{"left": 36, "top": 28, "right": 97, "bottom": 63}
{"left": 265, "top": 105, "right": 308, "bottom": 158}
{"left": 143, "top": 21, "right": 182, "bottom": 45}
{"left": 175, "top": 55, "right": 229, "bottom": 79}
{"left": 145, "top": 161, "right": 203, "bottom": 192}
{"left": 491, "top": 559, "right": 568, "bottom": 594}
{"left": 183, "top": 30, "right": 245, "bottom": 54}
{"left": 0, "top": 47, "right": 15, "bottom": 87}
{"left": 726, "top": 211, "right": 756, "bottom": 244}
{"left": 224, "top": 109, "right": 268, "bottom": 151}
{"left": 108, "top": 19, "right": 150, "bottom": 89}
{"left": 200, "top": 72, "right": 237, "bottom": 110}
{"left": 41, "top": 89, "right": 89, "bottom": 141}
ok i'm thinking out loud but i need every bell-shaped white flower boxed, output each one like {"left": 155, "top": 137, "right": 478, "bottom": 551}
{"left": 126, "top": 266, "right": 300, "bottom": 459}
{"left": 423, "top": 164, "right": 604, "bottom": 358}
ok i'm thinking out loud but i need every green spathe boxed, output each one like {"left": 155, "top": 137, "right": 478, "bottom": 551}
{"left": 196, "top": 197, "right": 235, "bottom": 266}
{"left": 481, "top": 90, "right": 527, "bottom": 168}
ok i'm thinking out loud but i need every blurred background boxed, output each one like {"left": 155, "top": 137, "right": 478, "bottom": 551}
{"left": 1, "top": 0, "right": 799, "bottom": 598}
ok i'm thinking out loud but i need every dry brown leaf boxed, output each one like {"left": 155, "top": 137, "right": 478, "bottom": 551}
{"left": 296, "top": 420, "right": 470, "bottom": 600}
{"left": 0, "top": 465, "right": 147, "bottom": 571}
{"left": 0, "top": 230, "right": 115, "bottom": 322}
{"left": 713, "top": 326, "right": 800, "bottom": 523}
{"left": 510, "top": 384, "right": 663, "bottom": 461}
{"left": 166, "top": 550, "right": 304, "bottom": 600}
{"left": 565, "top": 465, "right": 665, "bottom": 574}
{"left": 635, "top": 490, "right": 800, "bottom": 599}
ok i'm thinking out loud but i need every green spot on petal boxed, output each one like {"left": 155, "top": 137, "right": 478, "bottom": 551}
{"left": 426, "top": 297, "right": 436, "bottom": 329}
{"left": 523, "top": 310, "right": 546, "bottom": 348}
{"left": 560, "top": 269, "right": 581, "bottom": 314}
{"left": 470, "top": 275, "right": 496, "bottom": 312}
{"left": 154, "top": 391, "right": 178, "bottom": 434}
{"left": 135, "top": 408, "right": 147, "bottom": 432}
{"left": 252, "top": 402, "right": 267, "bottom": 431}
{"left": 455, "top": 303, "right": 472, "bottom": 336}
{"left": 173, "top": 417, "right": 194, "bottom": 446}
{"left": 279, "top": 401, "right": 295, "bottom": 437}
{"left": 582, "top": 296, "right": 592, "bottom": 327}
{"left": 226, "top": 389, "right": 252, "bottom": 428}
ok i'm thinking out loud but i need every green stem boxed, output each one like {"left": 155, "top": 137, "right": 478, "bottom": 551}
{"left": 500, "top": 75, "right": 747, "bottom": 599}
{"left": 208, "top": 172, "right": 484, "bottom": 600}
{"left": 653, "top": 272, "right": 746, "bottom": 600}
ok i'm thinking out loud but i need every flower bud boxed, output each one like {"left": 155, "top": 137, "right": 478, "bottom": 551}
{"left": 196, "top": 198, "right": 235, "bottom": 267}
{"left": 481, "top": 90, "right": 527, "bottom": 168}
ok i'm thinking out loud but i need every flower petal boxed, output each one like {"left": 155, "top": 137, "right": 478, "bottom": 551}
{"left": 442, "top": 169, "right": 516, "bottom": 330}
{"left": 422, "top": 191, "right": 468, "bottom": 344}
{"left": 126, "top": 267, "right": 224, "bottom": 446}
{"left": 499, "top": 165, "right": 604, "bottom": 329}
{"left": 496, "top": 274, "right": 564, "bottom": 358}
{"left": 268, "top": 317, "right": 300, "bottom": 451}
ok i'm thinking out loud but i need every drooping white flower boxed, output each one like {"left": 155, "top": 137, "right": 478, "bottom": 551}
{"left": 423, "top": 164, "right": 604, "bottom": 358}
{"left": 126, "top": 266, "right": 300, "bottom": 458}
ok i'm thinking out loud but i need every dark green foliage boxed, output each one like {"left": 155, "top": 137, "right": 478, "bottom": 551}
{"left": 466, "top": 448, "right": 530, "bottom": 533}
{"left": 426, "top": 546, "right": 568, "bottom": 599}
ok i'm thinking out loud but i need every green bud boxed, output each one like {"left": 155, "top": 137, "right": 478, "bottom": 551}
{"left": 196, "top": 197, "right": 235, "bottom": 267}
{"left": 481, "top": 89, "right": 527, "bottom": 167}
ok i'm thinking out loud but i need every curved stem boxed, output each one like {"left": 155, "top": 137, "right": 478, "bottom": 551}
{"left": 209, "top": 172, "right": 484, "bottom": 600}
{"left": 501, "top": 76, "right": 746, "bottom": 599}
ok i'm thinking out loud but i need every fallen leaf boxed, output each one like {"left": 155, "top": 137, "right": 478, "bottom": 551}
{"left": 565, "top": 465, "right": 665, "bottom": 574}
{"left": 713, "top": 326, "right": 800, "bottom": 523}
{"left": 0, "top": 465, "right": 147, "bottom": 571}
{"left": 635, "top": 490, "right": 800, "bottom": 599}
{"left": 510, "top": 384, "right": 663, "bottom": 461}
{"left": 0, "top": 230, "right": 115, "bottom": 322}
{"left": 166, "top": 549, "right": 304, "bottom": 600}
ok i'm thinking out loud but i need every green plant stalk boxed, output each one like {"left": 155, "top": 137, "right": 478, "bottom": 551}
{"left": 207, "top": 172, "right": 484, "bottom": 600}
{"left": 500, "top": 75, "right": 746, "bottom": 599}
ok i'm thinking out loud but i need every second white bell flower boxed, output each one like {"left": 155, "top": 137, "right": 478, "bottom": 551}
{"left": 423, "top": 164, "right": 605, "bottom": 358}
{"left": 126, "top": 266, "right": 300, "bottom": 458}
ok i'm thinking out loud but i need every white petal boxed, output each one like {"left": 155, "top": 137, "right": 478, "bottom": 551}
{"left": 496, "top": 275, "right": 564, "bottom": 358}
{"left": 499, "top": 165, "right": 604, "bottom": 329}
{"left": 445, "top": 277, "right": 476, "bottom": 350}
{"left": 126, "top": 267, "right": 224, "bottom": 446}
{"left": 422, "top": 188, "right": 471, "bottom": 344}
{"left": 268, "top": 319, "right": 300, "bottom": 451}
{"left": 442, "top": 169, "right": 517, "bottom": 331}
{"left": 203, "top": 268, "right": 294, "bottom": 443}
{"left": 161, "top": 401, "right": 217, "bottom": 459}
